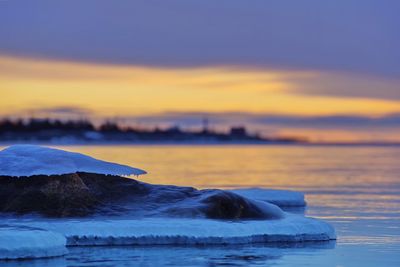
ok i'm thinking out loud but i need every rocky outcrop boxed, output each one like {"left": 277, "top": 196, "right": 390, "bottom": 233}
{"left": 0, "top": 173, "right": 96, "bottom": 216}
{"left": 0, "top": 173, "right": 283, "bottom": 220}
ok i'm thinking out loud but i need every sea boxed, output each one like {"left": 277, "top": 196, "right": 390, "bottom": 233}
{"left": 2, "top": 144, "right": 400, "bottom": 267}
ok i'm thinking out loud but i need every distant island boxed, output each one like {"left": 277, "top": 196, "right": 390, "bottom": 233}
{"left": 0, "top": 118, "right": 305, "bottom": 144}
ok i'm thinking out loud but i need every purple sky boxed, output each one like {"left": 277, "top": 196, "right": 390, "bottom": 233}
{"left": 0, "top": 0, "right": 399, "bottom": 79}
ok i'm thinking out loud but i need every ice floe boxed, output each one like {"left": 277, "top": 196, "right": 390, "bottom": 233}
{"left": 6, "top": 215, "right": 335, "bottom": 246}
{"left": 0, "top": 145, "right": 146, "bottom": 177}
{"left": 230, "top": 188, "right": 306, "bottom": 207}
{"left": 0, "top": 144, "right": 335, "bottom": 259}
{"left": 0, "top": 225, "right": 67, "bottom": 260}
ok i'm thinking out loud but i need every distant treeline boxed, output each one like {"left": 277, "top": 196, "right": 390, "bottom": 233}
{"left": 0, "top": 118, "right": 95, "bottom": 132}
{"left": 0, "top": 118, "right": 304, "bottom": 144}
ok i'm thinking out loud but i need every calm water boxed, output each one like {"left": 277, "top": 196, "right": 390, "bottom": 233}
{"left": 4, "top": 145, "right": 400, "bottom": 266}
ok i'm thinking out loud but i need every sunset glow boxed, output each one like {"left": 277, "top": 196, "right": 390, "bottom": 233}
{"left": 2, "top": 56, "right": 400, "bottom": 116}
{"left": 2, "top": 56, "right": 400, "bottom": 142}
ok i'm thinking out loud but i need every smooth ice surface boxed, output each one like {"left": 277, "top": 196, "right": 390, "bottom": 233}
{"left": 230, "top": 188, "right": 306, "bottom": 207}
{"left": 6, "top": 214, "right": 335, "bottom": 246}
{"left": 0, "top": 226, "right": 67, "bottom": 260}
{"left": 0, "top": 145, "right": 146, "bottom": 177}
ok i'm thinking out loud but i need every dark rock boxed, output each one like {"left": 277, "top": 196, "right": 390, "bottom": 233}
{"left": 200, "top": 190, "right": 279, "bottom": 220}
{"left": 0, "top": 173, "right": 97, "bottom": 217}
{"left": 0, "top": 173, "right": 283, "bottom": 220}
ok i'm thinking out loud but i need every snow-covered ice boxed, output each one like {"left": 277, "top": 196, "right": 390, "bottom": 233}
{"left": 0, "top": 225, "right": 67, "bottom": 260}
{"left": 231, "top": 188, "right": 306, "bottom": 207}
{"left": 6, "top": 214, "right": 335, "bottom": 246}
{"left": 0, "top": 144, "right": 335, "bottom": 256}
{"left": 0, "top": 145, "right": 146, "bottom": 177}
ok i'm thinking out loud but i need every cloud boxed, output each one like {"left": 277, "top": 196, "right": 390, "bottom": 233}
{"left": 10, "top": 106, "right": 93, "bottom": 118}
{"left": 1, "top": 55, "right": 399, "bottom": 104}
{"left": 0, "top": 0, "right": 399, "bottom": 78}
{"left": 288, "top": 72, "right": 400, "bottom": 100}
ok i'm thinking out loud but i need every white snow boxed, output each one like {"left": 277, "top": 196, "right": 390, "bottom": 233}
{"left": 5, "top": 214, "right": 335, "bottom": 246}
{"left": 0, "top": 145, "right": 147, "bottom": 177}
{"left": 0, "top": 226, "right": 67, "bottom": 260}
{"left": 231, "top": 188, "right": 306, "bottom": 207}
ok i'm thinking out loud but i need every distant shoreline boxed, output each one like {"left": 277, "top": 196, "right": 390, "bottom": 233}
{"left": 1, "top": 118, "right": 399, "bottom": 147}
{"left": 0, "top": 117, "right": 304, "bottom": 145}
{"left": 1, "top": 141, "right": 400, "bottom": 147}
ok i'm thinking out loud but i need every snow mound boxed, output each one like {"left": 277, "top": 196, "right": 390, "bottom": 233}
{"left": 0, "top": 225, "right": 67, "bottom": 260}
{"left": 7, "top": 215, "right": 335, "bottom": 246}
{"left": 0, "top": 145, "right": 147, "bottom": 177}
{"left": 230, "top": 188, "right": 306, "bottom": 207}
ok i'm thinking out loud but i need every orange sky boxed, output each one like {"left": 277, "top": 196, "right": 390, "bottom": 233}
{"left": 1, "top": 56, "right": 400, "bottom": 142}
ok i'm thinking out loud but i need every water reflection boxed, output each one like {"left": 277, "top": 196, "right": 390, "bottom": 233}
{"left": 51, "top": 145, "right": 400, "bottom": 190}
{"left": 0, "top": 257, "right": 67, "bottom": 267}
{"left": 0, "top": 242, "right": 336, "bottom": 267}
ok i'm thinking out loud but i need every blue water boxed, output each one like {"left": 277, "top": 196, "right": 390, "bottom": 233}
{"left": 2, "top": 145, "right": 400, "bottom": 266}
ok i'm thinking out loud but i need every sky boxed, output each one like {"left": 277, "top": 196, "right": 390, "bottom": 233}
{"left": 0, "top": 0, "right": 399, "bottom": 142}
